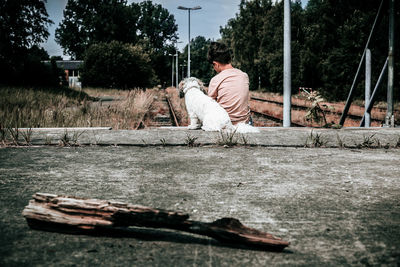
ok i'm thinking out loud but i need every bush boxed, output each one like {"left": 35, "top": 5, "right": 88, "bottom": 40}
{"left": 80, "top": 41, "right": 157, "bottom": 89}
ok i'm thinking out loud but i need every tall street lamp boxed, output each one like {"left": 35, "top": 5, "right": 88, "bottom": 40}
{"left": 168, "top": 54, "right": 174, "bottom": 87}
{"left": 174, "top": 41, "right": 182, "bottom": 87}
{"left": 177, "top": 5, "right": 201, "bottom": 78}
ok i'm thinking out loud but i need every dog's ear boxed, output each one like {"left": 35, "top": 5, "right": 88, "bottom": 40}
{"left": 178, "top": 79, "right": 185, "bottom": 90}
{"left": 178, "top": 79, "right": 185, "bottom": 98}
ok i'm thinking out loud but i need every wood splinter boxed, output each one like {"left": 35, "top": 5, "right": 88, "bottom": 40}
{"left": 22, "top": 193, "right": 290, "bottom": 251}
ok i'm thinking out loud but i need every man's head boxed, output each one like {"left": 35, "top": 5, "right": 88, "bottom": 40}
{"left": 207, "top": 42, "right": 232, "bottom": 73}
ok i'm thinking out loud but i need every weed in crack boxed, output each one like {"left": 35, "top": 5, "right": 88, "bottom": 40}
{"left": 20, "top": 128, "right": 33, "bottom": 146}
{"left": 336, "top": 133, "right": 346, "bottom": 148}
{"left": 304, "top": 130, "right": 327, "bottom": 148}
{"left": 7, "top": 127, "right": 20, "bottom": 146}
{"left": 217, "top": 129, "right": 239, "bottom": 147}
{"left": 59, "top": 130, "right": 85, "bottom": 147}
{"left": 216, "top": 129, "right": 250, "bottom": 147}
{"left": 160, "top": 138, "right": 167, "bottom": 146}
{"left": 185, "top": 133, "right": 199, "bottom": 147}
{"left": 356, "top": 134, "right": 377, "bottom": 149}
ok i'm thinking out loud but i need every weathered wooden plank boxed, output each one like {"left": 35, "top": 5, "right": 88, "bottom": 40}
{"left": 22, "top": 193, "right": 290, "bottom": 251}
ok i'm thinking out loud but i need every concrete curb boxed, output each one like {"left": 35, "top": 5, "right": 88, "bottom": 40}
{"left": 9, "top": 127, "right": 400, "bottom": 148}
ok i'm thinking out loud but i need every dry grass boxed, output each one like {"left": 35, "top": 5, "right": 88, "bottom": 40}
{"left": 0, "top": 86, "right": 158, "bottom": 129}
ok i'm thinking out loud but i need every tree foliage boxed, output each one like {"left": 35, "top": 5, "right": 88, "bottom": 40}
{"left": 220, "top": 0, "right": 399, "bottom": 101}
{"left": 180, "top": 36, "right": 214, "bottom": 84}
{"left": 55, "top": 0, "right": 138, "bottom": 59}
{"left": 0, "top": 0, "right": 56, "bottom": 85}
{"left": 136, "top": 1, "right": 178, "bottom": 87}
{"left": 55, "top": 0, "right": 178, "bottom": 87}
{"left": 80, "top": 41, "right": 156, "bottom": 88}
{"left": 137, "top": 1, "right": 178, "bottom": 51}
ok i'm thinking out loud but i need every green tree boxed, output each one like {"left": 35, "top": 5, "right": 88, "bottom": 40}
{"left": 136, "top": 0, "right": 178, "bottom": 86}
{"left": 220, "top": 0, "right": 399, "bottom": 101}
{"left": 301, "top": 0, "right": 395, "bottom": 100}
{"left": 56, "top": 0, "right": 178, "bottom": 86}
{"left": 221, "top": 0, "right": 271, "bottom": 90}
{"left": 80, "top": 41, "right": 156, "bottom": 88}
{"left": 136, "top": 0, "right": 178, "bottom": 51}
{"left": 221, "top": 0, "right": 303, "bottom": 92}
{"left": 55, "top": 0, "right": 138, "bottom": 59}
{"left": 0, "top": 0, "right": 53, "bottom": 85}
{"left": 180, "top": 36, "right": 214, "bottom": 84}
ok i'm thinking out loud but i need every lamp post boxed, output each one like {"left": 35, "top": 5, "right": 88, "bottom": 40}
{"left": 177, "top": 5, "right": 201, "bottom": 78}
{"left": 168, "top": 54, "right": 174, "bottom": 87}
{"left": 175, "top": 41, "right": 182, "bottom": 87}
{"left": 283, "top": 0, "right": 291, "bottom": 127}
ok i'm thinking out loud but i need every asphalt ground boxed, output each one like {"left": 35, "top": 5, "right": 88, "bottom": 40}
{"left": 1, "top": 127, "right": 400, "bottom": 266}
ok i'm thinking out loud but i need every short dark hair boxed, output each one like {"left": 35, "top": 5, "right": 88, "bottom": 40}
{"left": 207, "top": 42, "right": 232, "bottom": 64}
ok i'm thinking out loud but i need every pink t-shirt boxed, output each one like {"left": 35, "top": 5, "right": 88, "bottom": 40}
{"left": 208, "top": 68, "right": 250, "bottom": 124}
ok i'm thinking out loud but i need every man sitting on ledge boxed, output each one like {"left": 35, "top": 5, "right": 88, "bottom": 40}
{"left": 207, "top": 41, "right": 253, "bottom": 126}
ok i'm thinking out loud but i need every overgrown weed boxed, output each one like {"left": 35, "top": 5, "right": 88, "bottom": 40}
{"left": 184, "top": 133, "right": 199, "bottom": 147}
{"left": 355, "top": 134, "right": 377, "bottom": 149}
{"left": 216, "top": 129, "right": 250, "bottom": 147}
{"left": 7, "top": 127, "right": 20, "bottom": 146}
{"left": 336, "top": 134, "right": 346, "bottom": 148}
{"left": 59, "top": 130, "right": 85, "bottom": 147}
{"left": 0, "top": 86, "right": 157, "bottom": 129}
{"left": 304, "top": 130, "right": 327, "bottom": 148}
{"left": 20, "top": 128, "right": 33, "bottom": 146}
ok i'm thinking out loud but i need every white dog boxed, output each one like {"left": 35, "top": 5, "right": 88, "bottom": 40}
{"left": 178, "top": 77, "right": 259, "bottom": 133}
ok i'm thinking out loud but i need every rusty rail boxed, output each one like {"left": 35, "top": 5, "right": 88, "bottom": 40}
{"left": 165, "top": 95, "right": 180, "bottom": 127}
{"left": 250, "top": 109, "right": 305, "bottom": 127}
{"left": 250, "top": 96, "right": 385, "bottom": 124}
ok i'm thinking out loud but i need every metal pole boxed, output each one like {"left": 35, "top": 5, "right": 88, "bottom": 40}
{"left": 283, "top": 0, "right": 291, "bottom": 127}
{"left": 386, "top": 0, "right": 395, "bottom": 127}
{"left": 188, "top": 9, "right": 191, "bottom": 78}
{"left": 175, "top": 52, "right": 179, "bottom": 87}
{"left": 365, "top": 49, "right": 371, "bottom": 127}
{"left": 178, "top": 6, "right": 200, "bottom": 78}
{"left": 360, "top": 58, "right": 388, "bottom": 127}
{"left": 171, "top": 55, "right": 174, "bottom": 87}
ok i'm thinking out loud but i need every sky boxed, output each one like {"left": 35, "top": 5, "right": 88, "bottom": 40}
{"left": 42, "top": 0, "right": 308, "bottom": 59}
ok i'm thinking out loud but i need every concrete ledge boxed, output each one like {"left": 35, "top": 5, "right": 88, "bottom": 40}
{"left": 23, "top": 127, "right": 400, "bottom": 148}
{"left": 20, "top": 127, "right": 112, "bottom": 131}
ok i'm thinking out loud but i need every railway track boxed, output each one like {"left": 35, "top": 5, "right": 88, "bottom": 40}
{"left": 250, "top": 96, "right": 385, "bottom": 126}
{"left": 148, "top": 93, "right": 180, "bottom": 128}
{"left": 149, "top": 93, "right": 389, "bottom": 128}
{"left": 250, "top": 109, "right": 305, "bottom": 127}
{"left": 165, "top": 95, "right": 179, "bottom": 127}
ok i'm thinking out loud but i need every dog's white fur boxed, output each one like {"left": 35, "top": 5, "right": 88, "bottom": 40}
{"left": 178, "top": 77, "right": 259, "bottom": 133}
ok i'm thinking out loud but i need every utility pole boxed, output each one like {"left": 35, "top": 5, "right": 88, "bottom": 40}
{"left": 365, "top": 49, "right": 371, "bottom": 127}
{"left": 283, "top": 0, "right": 291, "bottom": 127}
{"left": 169, "top": 54, "right": 174, "bottom": 87}
{"left": 175, "top": 41, "right": 182, "bottom": 87}
{"left": 178, "top": 6, "right": 201, "bottom": 78}
{"left": 385, "top": 0, "right": 395, "bottom": 127}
